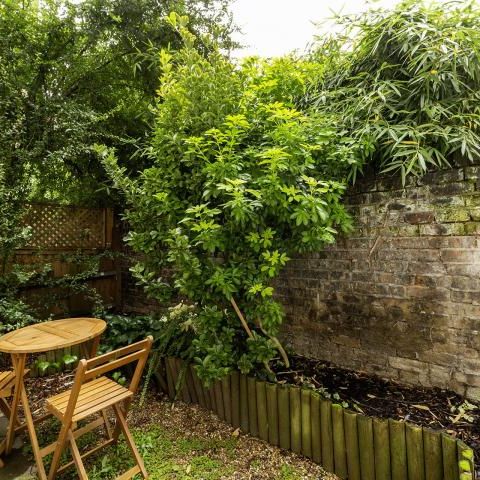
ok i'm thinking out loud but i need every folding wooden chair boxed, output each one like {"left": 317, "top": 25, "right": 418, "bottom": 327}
{"left": 0, "top": 369, "right": 29, "bottom": 468}
{"left": 44, "top": 336, "right": 153, "bottom": 480}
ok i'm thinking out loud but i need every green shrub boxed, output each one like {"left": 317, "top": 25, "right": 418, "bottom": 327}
{"left": 102, "top": 303, "right": 197, "bottom": 360}
{"left": 100, "top": 14, "right": 359, "bottom": 384}
{"left": 310, "top": 0, "right": 480, "bottom": 182}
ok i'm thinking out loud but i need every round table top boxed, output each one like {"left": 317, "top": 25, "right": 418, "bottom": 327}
{"left": 0, "top": 318, "right": 106, "bottom": 354}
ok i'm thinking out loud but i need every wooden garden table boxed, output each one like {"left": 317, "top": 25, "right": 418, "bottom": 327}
{"left": 0, "top": 317, "right": 106, "bottom": 479}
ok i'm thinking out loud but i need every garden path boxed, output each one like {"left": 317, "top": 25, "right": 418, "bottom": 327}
{"left": 0, "top": 413, "right": 36, "bottom": 479}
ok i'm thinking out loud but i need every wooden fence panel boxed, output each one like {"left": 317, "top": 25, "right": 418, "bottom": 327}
{"left": 290, "top": 386, "right": 302, "bottom": 454}
{"left": 301, "top": 389, "right": 312, "bottom": 458}
{"left": 278, "top": 385, "right": 291, "bottom": 450}
{"left": 310, "top": 393, "right": 322, "bottom": 464}
{"left": 344, "top": 411, "right": 361, "bottom": 480}
{"left": 266, "top": 383, "right": 279, "bottom": 446}
{"left": 256, "top": 380, "right": 268, "bottom": 441}
{"left": 160, "top": 358, "right": 475, "bottom": 480}
{"left": 12, "top": 204, "right": 120, "bottom": 317}
{"left": 332, "top": 404, "right": 348, "bottom": 479}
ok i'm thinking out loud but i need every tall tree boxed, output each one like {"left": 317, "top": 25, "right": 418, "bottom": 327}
{"left": 0, "top": 0, "right": 236, "bottom": 205}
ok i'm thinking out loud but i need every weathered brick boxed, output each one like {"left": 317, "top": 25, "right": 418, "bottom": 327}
{"left": 441, "top": 249, "right": 478, "bottom": 263}
{"left": 128, "top": 163, "right": 480, "bottom": 399}
{"left": 435, "top": 208, "right": 471, "bottom": 223}
{"left": 464, "top": 222, "right": 480, "bottom": 235}
{"left": 404, "top": 211, "right": 435, "bottom": 224}
{"left": 388, "top": 356, "right": 428, "bottom": 373}
{"left": 419, "top": 223, "right": 465, "bottom": 236}
{"left": 430, "top": 181, "right": 474, "bottom": 196}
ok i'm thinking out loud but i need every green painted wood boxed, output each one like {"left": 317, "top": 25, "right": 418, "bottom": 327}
{"left": 174, "top": 358, "right": 191, "bottom": 403}
{"left": 190, "top": 365, "right": 206, "bottom": 408}
{"left": 290, "top": 386, "right": 302, "bottom": 454}
{"left": 165, "top": 358, "right": 175, "bottom": 400}
{"left": 320, "top": 399, "right": 334, "bottom": 473}
{"left": 230, "top": 371, "right": 240, "bottom": 429}
{"left": 168, "top": 357, "right": 180, "bottom": 399}
{"left": 239, "top": 374, "right": 249, "bottom": 432}
{"left": 256, "top": 380, "right": 268, "bottom": 441}
{"left": 389, "top": 419, "right": 407, "bottom": 480}
{"left": 423, "top": 429, "right": 443, "bottom": 480}
{"left": 186, "top": 367, "right": 198, "bottom": 404}
{"left": 406, "top": 423, "right": 425, "bottom": 480}
{"left": 266, "top": 383, "right": 279, "bottom": 446}
{"left": 310, "top": 393, "right": 322, "bottom": 464}
{"left": 332, "top": 404, "right": 347, "bottom": 479}
{"left": 373, "top": 417, "right": 391, "bottom": 480}
{"left": 278, "top": 385, "right": 291, "bottom": 450}
{"left": 357, "top": 415, "right": 375, "bottom": 480}
{"left": 344, "top": 411, "right": 361, "bottom": 480}
{"left": 221, "top": 376, "right": 232, "bottom": 424}
{"left": 214, "top": 380, "right": 225, "bottom": 419}
{"left": 208, "top": 385, "right": 217, "bottom": 413}
{"left": 457, "top": 441, "right": 474, "bottom": 480}
{"left": 247, "top": 377, "right": 258, "bottom": 436}
{"left": 301, "top": 389, "right": 312, "bottom": 458}
{"left": 201, "top": 379, "right": 212, "bottom": 411}
{"left": 161, "top": 360, "right": 474, "bottom": 480}
{"left": 441, "top": 433, "right": 458, "bottom": 480}
{"left": 46, "top": 349, "right": 56, "bottom": 375}
{"left": 37, "top": 353, "right": 47, "bottom": 378}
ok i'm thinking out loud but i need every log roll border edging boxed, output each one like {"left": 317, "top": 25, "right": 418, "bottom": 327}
{"left": 162, "top": 357, "right": 475, "bottom": 480}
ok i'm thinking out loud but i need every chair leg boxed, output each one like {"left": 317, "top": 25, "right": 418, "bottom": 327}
{"left": 102, "top": 409, "right": 113, "bottom": 439}
{"left": 0, "top": 398, "right": 11, "bottom": 419}
{"left": 0, "top": 397, "right": 22, "bottom": 428}
{"left": 48, "top": 422, "right": 72, "bottom": 480}
{"left": 112, "top": 399, "right": 131, "bottom": 442}
{"left": 112, "top": 404, "right": 148, "bottom": 479}
{"left": 68, "top": 430, "right": 88, "bottom": 480}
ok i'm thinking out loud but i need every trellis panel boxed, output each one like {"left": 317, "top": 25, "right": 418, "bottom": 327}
{"left": 22, "top": 204, "right": 112, "bottom": 250}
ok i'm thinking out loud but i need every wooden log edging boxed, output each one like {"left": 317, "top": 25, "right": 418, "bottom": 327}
{"left": 164, "top": 358, "right": 475, "bottom": 480}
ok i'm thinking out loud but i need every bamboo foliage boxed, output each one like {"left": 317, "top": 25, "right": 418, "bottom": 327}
{"left": 164, "top": 358, "right": 475, "bottom": 480}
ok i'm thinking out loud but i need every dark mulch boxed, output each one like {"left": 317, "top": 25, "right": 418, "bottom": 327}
{"left": 274, "top": 355, "right": 480, "bottom": 460}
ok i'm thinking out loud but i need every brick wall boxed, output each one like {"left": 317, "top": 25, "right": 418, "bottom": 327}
{"left": 278, "top": 163, "right": 480, "bottom": 399}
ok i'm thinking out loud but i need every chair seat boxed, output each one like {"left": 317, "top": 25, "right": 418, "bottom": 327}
{"left": 0, "top": 371, "right": 14, "bottom": 397}
{"left": 46, "top": 376, "right": 133, "bottom": 422}
{"left": 0, "top": 370, "right": 30, "bottom": 398}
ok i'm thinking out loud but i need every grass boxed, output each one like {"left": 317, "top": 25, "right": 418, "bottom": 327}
{"left": 79, "top": 424, "right": 307, "bottom": 480}
{"left": 22, "top": 392, "right": 329, "bottom": 480}
{"left": 28, "top": 421, "right": 309, "bottom": 480}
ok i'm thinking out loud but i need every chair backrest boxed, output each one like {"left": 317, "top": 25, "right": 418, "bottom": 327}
{"left": 63, "top": 336, "right": 153, "bottom": 419}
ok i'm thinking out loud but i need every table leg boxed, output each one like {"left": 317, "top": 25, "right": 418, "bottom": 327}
{"left": 6, "top": 353, "right": 47, "bottom": 480}
{"left": 89, "top": 334, "right": 101, "bottom": 358}
{"left": 20, "top": 383, "right": 47, "bottom": 480}
{"left": 5, "top": 354, "right": 25, "bottom": 454}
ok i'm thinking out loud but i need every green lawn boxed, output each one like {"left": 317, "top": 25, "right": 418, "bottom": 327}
{"left": 27, "top": 396, "right": 333, "bottom": 480}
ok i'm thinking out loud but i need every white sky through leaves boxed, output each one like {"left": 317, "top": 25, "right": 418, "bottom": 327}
{"left": 231, "top": 0, "right": 404, "bottom": 57}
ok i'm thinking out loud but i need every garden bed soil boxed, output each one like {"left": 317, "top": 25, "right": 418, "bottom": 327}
{"left": 274, "top": 355, "right": 480, "bottom": 461}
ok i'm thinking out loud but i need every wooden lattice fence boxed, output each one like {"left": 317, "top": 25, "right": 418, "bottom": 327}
{"left": 13, "top": 203, "right": 121, "bottom": 315}
{"left": 22, "top": 203, "right": 113, "bottom": 250}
